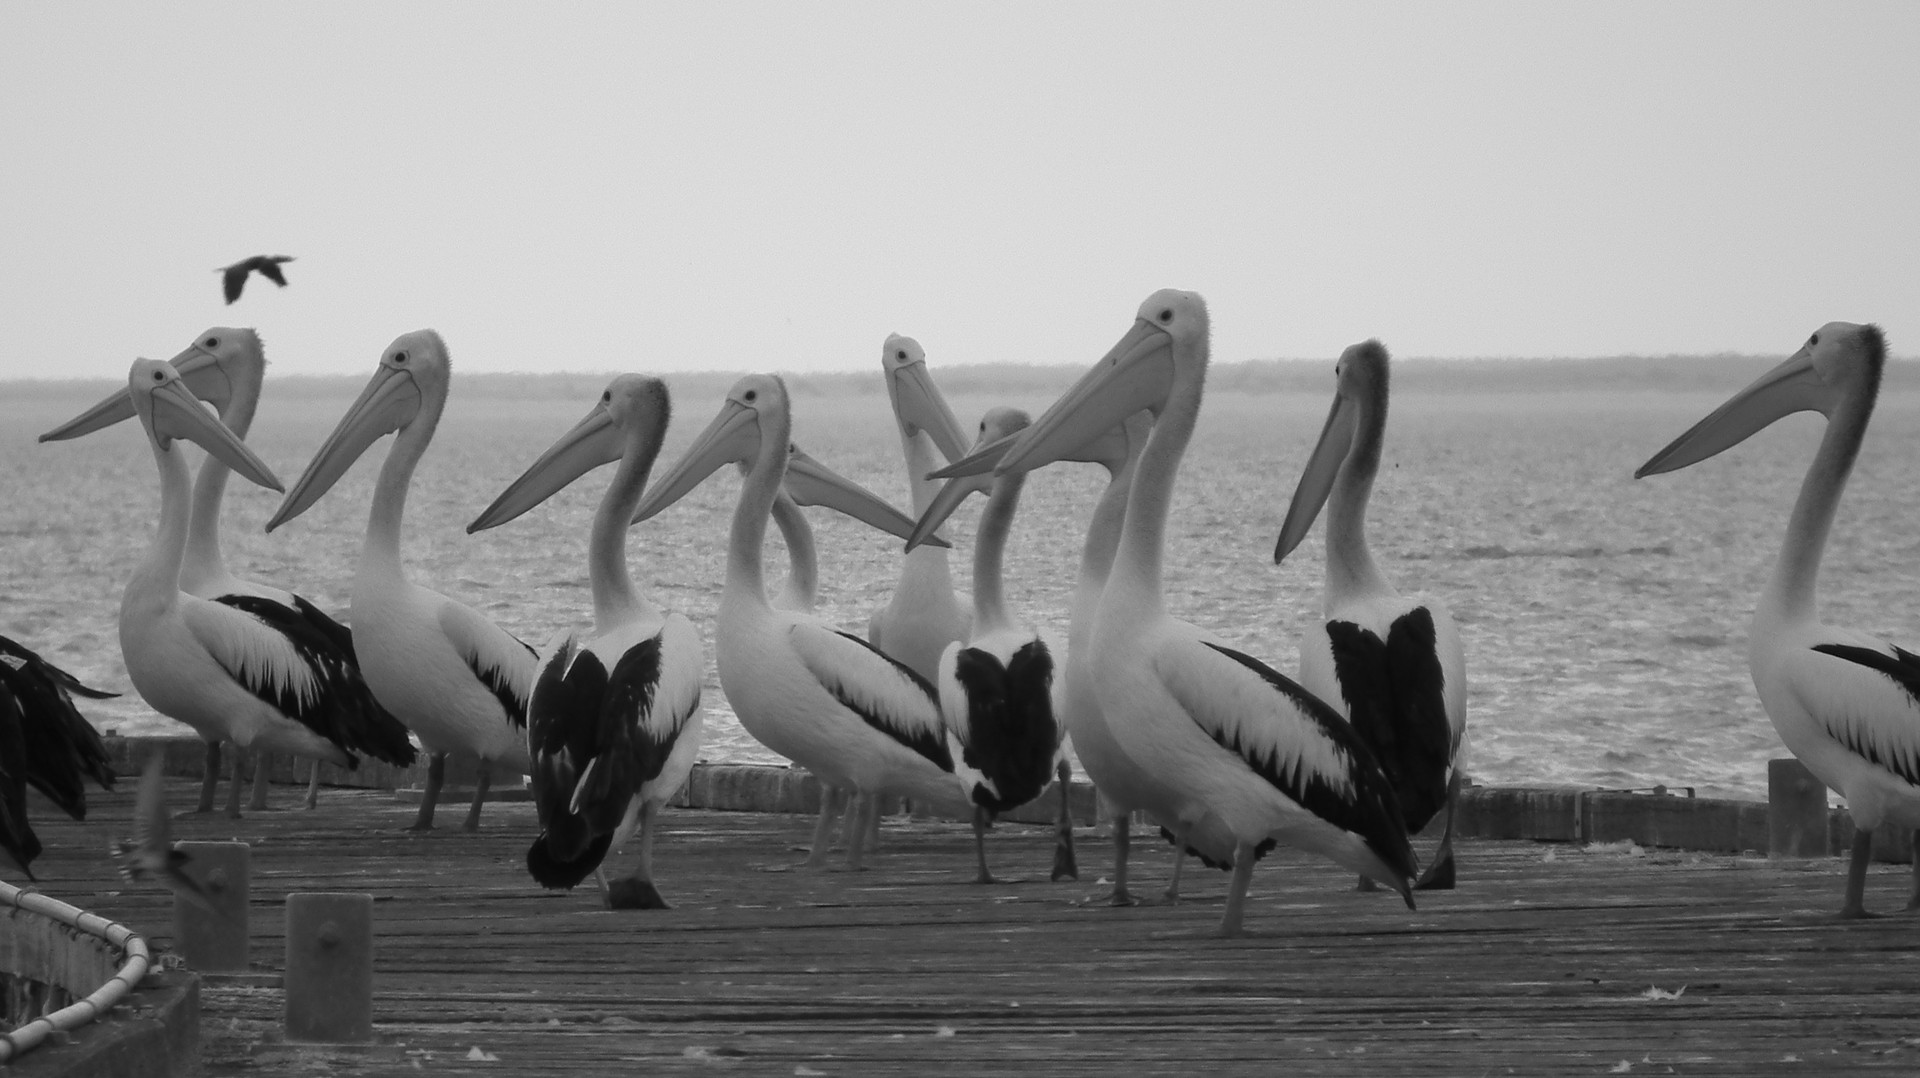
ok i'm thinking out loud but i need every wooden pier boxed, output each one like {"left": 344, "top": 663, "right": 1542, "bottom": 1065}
{"left": 12, "top": 778, "right": 1920, "bottom": 1076}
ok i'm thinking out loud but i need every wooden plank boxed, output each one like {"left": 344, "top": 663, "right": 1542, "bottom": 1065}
{"left": 8, "top": 780, "right": 1920, "bottom": 1076}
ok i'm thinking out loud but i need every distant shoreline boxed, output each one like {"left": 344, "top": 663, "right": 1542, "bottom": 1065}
{"left": 8, "top": 354, "right": 1920, "bottom": 402}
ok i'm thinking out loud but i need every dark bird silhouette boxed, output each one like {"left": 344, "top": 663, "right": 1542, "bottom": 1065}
{"left": 218, "top": 255, "right": 294, "bottom": 304}
{"left": 1, "top": 634, "right": 118, "bottom": 879}
{"left": 114, "top": 756, "right": 221, "bottom": 915}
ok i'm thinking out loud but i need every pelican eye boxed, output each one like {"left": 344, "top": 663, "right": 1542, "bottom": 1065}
{"left": 895, "top": 350, "right": 907, "bottom": 360}
{"left": 1158, "top": 309, "right": 1173, "bottom": 323}
{"left": 743, "top": 389, "right": 757, "bottom": 403}
{"left": 152, "top": 370, "right": 166, "bottom": 383}
{"left": 204, "top": 337, "right": 219, "bottom": 348}
{"left": 602, "top": 391, "right": 612, "bottom": 403}
{"left": 1808, "top": 333, "right": 1819, "bottom": 348}
{"left": 393, "top": 351, "right": 408, "bottom": 365}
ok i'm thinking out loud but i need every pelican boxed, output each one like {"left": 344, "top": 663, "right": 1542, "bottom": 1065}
{"left": 266, "top": 331, "right": 534, "bottom": 832}
{"left": 868, "top": 335, "right": 972, "bottom": 683}
{"left": 908, "top": 408, "right": 1068, "bottom": 883}
{"left": 1274, "top": 340, "right": 1467, "bottom": 891}
{"left": 469, "top": 375, "right": 703, "bottom": 908}
{"left": 117, "top": 358, "right": 411, "bottom": 835}
{"left": 632, "top": 374, "right": 968, "bottom": 869}
{"left": 1638, "top": 322, "right": 1920, "bottom": 917}
{"left": 933, "top": 410, "right": 1216, "bottom": 904}
{"left": 0, "top": 636, "right": 117, "bottom": 878}
{"left": 41, "top": 328, "right": 414, "bottom": 814}
{"left": 993, "top": 289, "right": 1417, "bottom": 935}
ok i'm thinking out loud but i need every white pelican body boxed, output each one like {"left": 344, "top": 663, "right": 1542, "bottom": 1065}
{"left": 471, "top": 375, "right": 703, "bottom": 908}
{"left": 268, "top": 331, "right": 533, "bottom": 831}
{"left": 115, "top": 360, "right": 381, "bottom": 798}
{"left": 1639, "top": 322, "right": 1920, "bottom": 916}
{"left": 995, "top": 290, "right": 1416, "bottom": 935}
{"left": 42, "top": 328, "right": 413, "bottom": 814}
{"left": 634, "top": 374, "right": 968, "bottom": 868}
{"left": 1276, "top": 341, "right": 1467, "bottom": 890}
{"left": 913, "top": 408, "right": 1065, "bottom": 883}
{"left": 869, "top": 336, "right": 972, "bottom": 683}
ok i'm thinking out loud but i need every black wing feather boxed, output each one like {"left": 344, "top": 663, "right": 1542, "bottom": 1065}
{"left": 1811, "top": 642, "right": 1920, "bottom": 785}
{"left": 1201, "top": 641, "right": 1415, "bottom": 880}
{"left": 952, "top": 640, "right": 1060, "bottom": 813}
{"left": 826, "top": 631, "right": 952, "bottom": 772}
{"left": 0, "top": 636, "right": 116, "bottom": 819}
{"left": 1325, "top": 607, "right": 1453, "bottom": 831}
{"left": 0, "top": 683, "right": 43, "bottom": 878}
{"left": 213, "top": 595, "right": 418, "bottom": 767}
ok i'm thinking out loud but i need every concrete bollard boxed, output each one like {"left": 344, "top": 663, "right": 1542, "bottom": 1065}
{"left": 172, "top": 841, "right": 250, "bottom": 971}
{"left": 1768, "top": 757, "right": 1830, "bottom": 858}
{"left": 284, "top": 892, "right": 375, "bottom": 1043}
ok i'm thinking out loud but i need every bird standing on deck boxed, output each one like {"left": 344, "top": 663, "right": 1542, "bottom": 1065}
{"left": 631, "top": 374, "right": 970, "bottom": 871}
{"left": 469, "top": 375, "right": 704, "bottom": 909}
{"left": 910, "top": 409, "right": 1075, "bottom": 883}
{"left": 218, "top": 256, "right": 293, "bottom": 304}
{"left": 990, "top": 289, "right": 1417, "bottom": 936}
{"left": 0, "top": 636, "right": 117, "bottom": 878}
{"left": 1274, "top": 340, "right": 1467, "bottom": 891}
{"left": 40, "top": 328, "right": 415, "bottom": 814}
{"left": 117, "top": 358, "right": 398, "bottom": 826}
{"left": 267, "top": 331, "right": 534, "bottom": 832}
{"left": 1638, "top": 322, "right": 1920, "bottom": 918}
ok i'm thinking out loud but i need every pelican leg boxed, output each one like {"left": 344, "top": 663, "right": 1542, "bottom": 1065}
{"left": 247, "top": 753, "right": 273, "bottom": 811}
{"left": 608, "top": 802, "right": 673, "bottom": 909}
{"left": 1841, "top": 826, "right": 1878, "bottom": 919}
{"left": 407, "top": 753, "right": 447, "bottom": 832}
{"left": 303, "top": 760, "right": 322, "bottom": 810}
{"left": 846, "top": 792, "right": 879, "bottom": 872}
{"left": 195, "top": 741, "right": 221, "bottom": 814}
{"left": 838, "top": 787, "right": 864, "bottom": 850}
{"left": 1164, "top": 827, "right": 1189, "bottom": 904}
{"left": 867, "top": 793, "right": 883, "bottom": 851}
{"left": 803, "top": 785, "right": 845, "bottom": 868}
{"left": 970, "top": 806, "right": 1001, "bottom": 884}
{"left": 1909, "top": 831, "right": 1920, "bottom": 912}
{"left": 1050, "top": 759, "right": 1078, "bottom": 882}
{"left": 225, "top": 745, "right": 247, "bottom": 819}
{"left": 1108, "top": 814, "right": 1137, "bottom": 907}
{"left": 1219, "top": 841, "right": 1258, "bottom": 938}
{"left": 462, "top": 760, "right": 493, "bottom": 832}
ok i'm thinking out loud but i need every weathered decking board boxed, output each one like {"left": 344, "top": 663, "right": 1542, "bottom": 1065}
{"left": 11, "top": 780, "right": 1920, "bottom": 1076}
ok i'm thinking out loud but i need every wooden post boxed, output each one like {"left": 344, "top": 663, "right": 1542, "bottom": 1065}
{"left": 172, "top": 840, "right": 249, "bottom": 972}
{"left": 1768, "top": 758, "right": 1829, "bottom": 858}
{"left": 284, "top": 892, "right": 374, "bottom": 1043}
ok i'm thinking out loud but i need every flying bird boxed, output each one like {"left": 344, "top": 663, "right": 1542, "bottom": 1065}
{"left": 115, "top": 756, "right": 221, "bottom": 916}
{"left": 218, "top": 255, "right": 294, "bottom": 304}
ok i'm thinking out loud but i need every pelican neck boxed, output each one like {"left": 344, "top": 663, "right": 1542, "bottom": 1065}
{"left": 1324, "top": 384, "right": 1391, "bottom": 599}
{"left": 1759, "top": 385, "right": 1874, "bottom": 627}
{"left": 589, "top": 424, "right": 666, "bottom": 629}
{"left": 724, "top": 409, "right": 792, "bottom": 610}
{"left": 181, "top": 370, "right": 262, "bottom": 594}
{"left": 134, "top": 433, "right": 194, "bottom": 601}
{"left": 1110, "top": 356, "right": 1206, "bottom": 617}
{"left": 361, "top": 396, "right": 444, "bottom": 578}
{"left": 1070, "top": 455, "right": 1137, "bottom": 651}
{"left": 970, "top": 471, "right": 1026, "bottom": 633}
{"left": 769, "top": 494, "right": 817, "bottom": 610}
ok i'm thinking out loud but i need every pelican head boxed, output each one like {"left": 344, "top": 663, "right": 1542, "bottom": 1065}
{"left": 630, "top": 373, "right": 789, "bottom": 526}
{"left": 468, "top": 374, "right": 671, "bottom": 533}
{"left": 127, "top": 358, "right": 281, "bottom": 492}
{"left": 904, "top": 407, "right": 1031, "bottom": 551}
{"left": 996, "top": 289, "right": 1207, "bottom": 478}
{"left": 41, "top": 328, "right": 264, "bottom": 442}
{"left": 1636, "top": 322, "right": 1885, "bottom": 478}
{"left": 1274, "top": 339, "right": 1390, "bottom": 563}
{"left": 882, "top": 334, "right": 969, "bottom": 463}
{"left": 266, "top": 330, "right": 447, "bottom": 531}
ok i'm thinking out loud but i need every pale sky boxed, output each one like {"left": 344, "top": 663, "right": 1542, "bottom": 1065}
{"left": 5, "top": 2, "right": 1917, "bottom": 380}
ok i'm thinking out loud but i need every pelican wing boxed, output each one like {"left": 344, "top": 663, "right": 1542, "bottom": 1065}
{"left": 790, "top": 623, "right": 952, "bottom": 772}
{"left": 1802, "top": 642, "right": 1920, "bottom": 787}
{"left": 0, "top": 639, "right": 116, "bottom": 817}
{"left": 944, "top": 640, "right": 1059, "bottom": 812}
{"left": 0, "top": 636, "right": 117, "bottom": 699}
{"left": 439, "top": 601, "right": 536, "bottom": 729}
{"left": 185, "top": 597, "right": 335, "bottom": 740}
{"left": 1162, "top": 638, "right": 1410, "bottom": 857}
{"left": 209, "top": 596, "right": 416, "bottom": 767}
{"left": 625, "top": 617, "right": 702, "bottom": 784}
{"left": 0, "top": 688, "right": 44, "bottom": 878}
{"left": 1324, "top": 606, "right": 1456, "bottom": 830}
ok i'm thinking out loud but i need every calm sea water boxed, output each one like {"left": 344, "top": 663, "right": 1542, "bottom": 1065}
{"left": 6, "top": 370, "right": 1918, "bottom": 802}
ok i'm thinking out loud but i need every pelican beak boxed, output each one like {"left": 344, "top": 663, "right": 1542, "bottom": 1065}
{"left": 1635, "top": 347, "right": 1827, "bottom": 478}
{"left": 887, "top": 358, "right": 969, "bottom": 464}
{"left": 129, "top": 360, "right": 281, "bottom": 491}
{"left": 266, "top": 364, "right": 421, "bottom": 531}
{"left": 468, "top": 403, "right": 621, "bottom": 533}
{"left": 631, "top": 399, "right": 760, "bottom": 525}
{"left": 784, "top": 446, "right": 948, "bottom": 549}
{"left": 997, "top": 319, "right": 1174, "bottom": 477}
{"left": 41, "top": 343, "right": 233, "bottom": 442}
{"left": 928, "top": 430, "right": 1017, "bottom": 481}
{"left": 1274, "top": 392, "right": 1357, "bottom": 562}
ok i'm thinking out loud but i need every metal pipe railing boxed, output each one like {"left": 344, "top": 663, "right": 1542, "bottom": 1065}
{"left": 0, "top": 879, "right": 152, "bottom": 1063}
